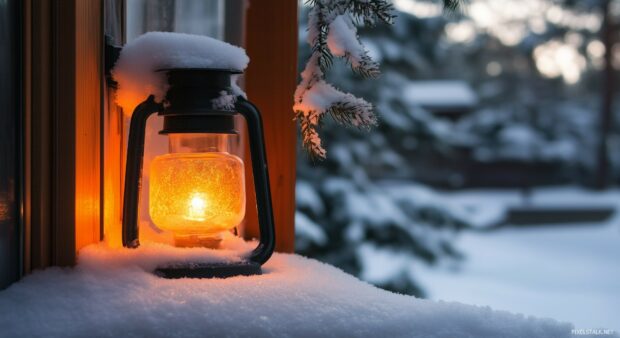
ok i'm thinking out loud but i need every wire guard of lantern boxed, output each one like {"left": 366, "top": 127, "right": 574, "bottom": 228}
{"left": 121, "top": 68, "right": 276, "bottom": 279}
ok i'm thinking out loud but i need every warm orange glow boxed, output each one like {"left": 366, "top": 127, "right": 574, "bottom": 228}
{"left": 187, "top": 193, "right": 208, "bottom": 221}
{"left": 0, "top": 193, "right": 9, "bottom": 222}
{"left": 149, "top": 152, "right": 245, "bottom": 237}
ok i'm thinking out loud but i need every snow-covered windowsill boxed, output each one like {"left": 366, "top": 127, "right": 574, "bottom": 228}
{"left": 0, "top": 240, "right": 578, "bottom": 338}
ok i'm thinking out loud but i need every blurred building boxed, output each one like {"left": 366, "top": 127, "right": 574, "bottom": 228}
{"left": 403, "top": 80, "right": 478, "bottom": 120}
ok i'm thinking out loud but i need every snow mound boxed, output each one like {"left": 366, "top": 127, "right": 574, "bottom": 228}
{"left": 0, "top": 243, "right": 576, "bottom": 337}
{"left": 112, "top": 32, "right": 249, "bottom": 114}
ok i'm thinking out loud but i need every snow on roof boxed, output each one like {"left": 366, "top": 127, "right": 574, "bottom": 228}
{"left": 403, "top": 81, "right": 478, "bottom": 110}
{"left": 0, "top": 242, "right": 574, "bottom": 337}
{"left": 112, "top": 32, "right": 249, "bottom": 115}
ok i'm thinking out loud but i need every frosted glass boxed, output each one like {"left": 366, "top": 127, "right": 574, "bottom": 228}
{"left": 149, "top": 152, "right": 245, "bottom": 238}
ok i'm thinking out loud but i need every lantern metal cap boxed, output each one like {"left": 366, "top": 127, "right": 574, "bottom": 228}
{"left": 159, "top": 68, "right": 241, "bottom": 114}
{"left": 159, "top": 115, "right": 238, "bottom": 135}
{"left": 157, "top": 67, "right": 243, "bottom": 134}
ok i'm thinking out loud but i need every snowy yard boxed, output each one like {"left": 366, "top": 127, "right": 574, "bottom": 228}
{"left": 413, "top": 187, "right": 620, "bottom": 333}
{"left": 0, "top": 240, "right": 579, "bottom": 338}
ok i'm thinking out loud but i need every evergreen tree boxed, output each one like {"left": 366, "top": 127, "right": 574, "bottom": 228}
{"left": 295, "top": 0, "right": 618, "bottom": 296}
{"left": 295, "top": 0, "right": 471, "bottom": 297}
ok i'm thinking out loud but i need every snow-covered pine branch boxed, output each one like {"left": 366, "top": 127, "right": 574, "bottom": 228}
{"left": 295, "top": 0, "right": 395, "bottom": 159}
{"left": 442, "top": 0, "right": 462, "bottom": 11}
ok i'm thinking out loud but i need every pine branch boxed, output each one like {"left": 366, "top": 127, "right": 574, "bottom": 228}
{"left": 347, "top": 52, "right": 380, "bottom": 78}
{"left": 443, "top": 0, "right": 463, "bottom": 12}
{"left": 328, "top": 101, "right": 376, "bottom": 128}
{"left": 296, "top": 110, "right": 327, "bottom": 160}
{"left": 296, "top": 0, "right": 394, "bottom": 158}
{"left": 349, "top": 0, "right": 396, "bottom": 25}
{"left": 296, "top": 0, "right": 464, "bottom": 158}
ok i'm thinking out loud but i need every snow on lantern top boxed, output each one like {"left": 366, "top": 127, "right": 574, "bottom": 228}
{"left": 111, "top": 32, "right": 250, "bottom": 114}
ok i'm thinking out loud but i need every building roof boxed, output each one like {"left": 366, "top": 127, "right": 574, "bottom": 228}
{"left": 403, "top": 80, "right": 478, "bottom": 113}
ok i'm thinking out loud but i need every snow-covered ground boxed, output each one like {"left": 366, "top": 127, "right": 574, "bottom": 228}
{"left": 0, "top": 241, "right": 576, "bottom": 338}
{"left": 436, "top": 187, "right": 620, "bottom": 211}
{"left": 413, "top": 188, "right": 620, "bottom": 333}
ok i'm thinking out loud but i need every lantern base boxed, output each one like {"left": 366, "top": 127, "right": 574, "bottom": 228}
{"left": 154, "top": 261, "right": 261, "bottom": 279}
{"left": 173, "top": 233, "right": 223, "bottom": 249}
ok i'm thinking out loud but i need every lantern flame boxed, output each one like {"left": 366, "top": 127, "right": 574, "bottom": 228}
{"left": 187, "top": 194, "right": 208, "bottom": 221}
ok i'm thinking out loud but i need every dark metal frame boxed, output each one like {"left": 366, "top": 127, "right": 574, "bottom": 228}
{"left": 121, "top": 68, "right": 275, "bottom": 278}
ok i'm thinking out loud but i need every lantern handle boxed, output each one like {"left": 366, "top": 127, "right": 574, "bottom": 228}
{"left": 122, "top": 95, "right": 162, "bottom": 248}
{"left": 235, "top": 97, "right": 276, "bottom": 265}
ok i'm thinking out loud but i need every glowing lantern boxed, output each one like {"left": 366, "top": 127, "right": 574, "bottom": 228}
{"left": 122, "top": 68, "right": 275, "bottom": 278}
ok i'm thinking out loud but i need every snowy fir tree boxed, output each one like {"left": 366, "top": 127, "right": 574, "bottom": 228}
{"left": 294, "top": 0, "right": 474, "bottom": 297}
{"left": 438, "top": 0, "right": 620, "bottom": 187}
{"left": 294, "top": 0, "right": 619, "bottom": 296}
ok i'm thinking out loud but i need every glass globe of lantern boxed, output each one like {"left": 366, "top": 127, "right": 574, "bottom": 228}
{"left": 149, "top": 133, "right": 245, "bottom": 246}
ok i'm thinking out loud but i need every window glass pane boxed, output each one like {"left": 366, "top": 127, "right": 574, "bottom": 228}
{"left": 0, "top": 0, "right": 21, "bottom": 289}
{"left": 126, "top": 0, "right": 225, "bottom": 41}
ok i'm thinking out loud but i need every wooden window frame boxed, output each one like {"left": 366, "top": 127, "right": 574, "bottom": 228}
{"left": 244, "top": 0, "right": 298, "bottom": 253}
{"left": 23, "top": 0, "right": 103, "bottom": 271}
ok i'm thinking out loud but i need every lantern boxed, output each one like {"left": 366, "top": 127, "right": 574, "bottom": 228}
{"left": 122, "top": 68, "right": 275, "bottom": 278}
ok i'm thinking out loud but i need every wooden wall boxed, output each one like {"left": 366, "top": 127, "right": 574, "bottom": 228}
{"left": 244, "top": 0, "right": 298, "bottom": 253}
{"left": 74, "top": 0, "right": 103, "bottom": 251}
{"left": 102, "top": 0, "right": 126, "bottom": 248}
{"left": 23, "top": 0, "right": 102, "bottom": 270}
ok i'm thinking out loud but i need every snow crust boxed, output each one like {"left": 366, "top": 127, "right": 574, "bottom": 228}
{"left": 112, "top": 32, "right": 249, "bottom": 114}
{"left": 211, "top": 90, "right": 238, "bottom": 110}
{"left": 0, "top": 243, "right": 575, "bottom": 337}
{"left": 413, "top": 211, "right": 620, "bottom": 333}
{"left": 327, "top": 15, "right": 366, "bottom": 68}
{"left": 438, "top": 186, "right": 620, "bottom": 211}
